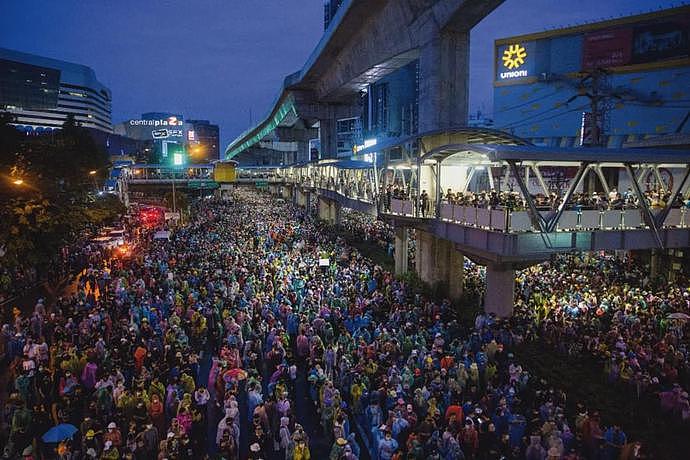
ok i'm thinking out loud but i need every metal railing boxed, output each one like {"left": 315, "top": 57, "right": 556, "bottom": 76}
{"left": 384, "top": 198, "right": 689, "bottom": 232}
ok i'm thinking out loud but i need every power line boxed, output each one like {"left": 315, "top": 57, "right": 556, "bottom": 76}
{"left": 494, "top": 90, "right": 563, "bottom": 114}
{"left": 498, "top": 103, "right": 588, "bottom": 130}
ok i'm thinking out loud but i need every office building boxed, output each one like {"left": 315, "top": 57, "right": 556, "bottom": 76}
{"left": 0, "top": 47, "right": 112, "bottom": 133}
{"left": 492, "top": 6, "right": 690, "bottom": 148}
{"left": 114, "top": 113, "right": 220, "bottom": 164}
{"left": 187, "top": 119, "right": 220, "bottom": 162}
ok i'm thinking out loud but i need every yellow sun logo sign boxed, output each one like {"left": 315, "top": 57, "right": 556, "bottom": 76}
{"left": 502, "top": 44, "right": 527, "bottom": 70}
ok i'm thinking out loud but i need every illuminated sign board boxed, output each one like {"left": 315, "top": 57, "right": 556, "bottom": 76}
{"left": 173, "top": 153, "right": 184, "bottom": 166}
{"left": 129, "top": 116, "right": 184, "bottom": 127}
{"left": 123, "top": 115, "right": 187, "bottom": 143}
{"left": 496, "top": 42, "right": 535, "bottom": 81}
{"left": 499, "top": 44, "right": 528, "bottom": 79}
{"left": 152, "top": 128, "right": 183, "bottom": 139}
{"left": 503, "top": 44, "right": 527, "bottom": 69}
{"left": 353, "top": 138, "right": 377, "bottom": 153}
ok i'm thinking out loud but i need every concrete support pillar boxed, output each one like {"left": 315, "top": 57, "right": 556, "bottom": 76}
{"left": 415, "top": 230, "right": 464, "bottom": 299}
{"left": 319, "top": 118, "right": 337, "bottom": 159}
{"left": 448, "top": 249, "right": 464, "bottom": 301}
{"left": 418, "top": 29, "right": 470, "bottom": 133}
{"left": 296, "top": 141, "right": 310, "bottom": 164}
{"left": 484, "top": 266, "right": 515, "bottom": 318}
{"left": 296, "top": 189, "right": 310, "bottom": 208}
{"left": 330, "top": 201, "right": 341, "bottom": 225}
{"left": 318, "top": 197, "right": 330, "bottom": 221}
{"left": 416, "top": 230, "right": 436, "bottom": 285}
{"left": 316, "top": 197, "right": 341, "bottom": 224}
{"left": 394, "top": 227, "right": 409, "bottom": 276}
{"left": 650, "top": 249, "right": 660, "bottom": 280}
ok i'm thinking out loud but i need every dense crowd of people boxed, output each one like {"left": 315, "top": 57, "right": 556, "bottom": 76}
{"left": 338, "top": 209, "right": 394, "bottom": 255}
{"left": 513, "top": 254, "right": 690, "bottom": 420}
{"left": 1, "top": 189, "right": 688, "bottom": 460}
{"left": 0, "top": 240, "right": 105, "bottom": 306}
{"left": 383, "top": 184, "right": 690, "bottom": 214}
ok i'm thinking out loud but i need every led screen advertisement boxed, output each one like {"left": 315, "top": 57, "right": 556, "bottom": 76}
{"left": 582, "top": 28, "right": 633, "bottom": 69}
{"left": 582, "top": 13, "right": 689, "bottom": 70}
{"left": 631, "top": 17, "right": 690, "bottom": 64}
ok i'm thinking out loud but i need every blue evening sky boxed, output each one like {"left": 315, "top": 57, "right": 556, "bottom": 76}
{"left": 0, "top": 0, "right": 679, "bottom": 149}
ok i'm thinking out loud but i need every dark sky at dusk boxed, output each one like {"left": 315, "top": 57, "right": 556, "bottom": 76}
{"left": 0, "top": 0, "right": 678, "bottom": 151}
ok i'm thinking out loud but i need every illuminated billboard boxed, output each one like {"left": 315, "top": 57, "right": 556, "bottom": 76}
{"left": 127, "top": 115, "right": 184, "bottom": 140}
{"left": 121, "top": 114, "right": 186, "bottom": 141}
{"left": 495, "top": 41, "right": 535, "bottom": 81}
{"left": 582, "top": 13, "right": 689, "bottom": 69}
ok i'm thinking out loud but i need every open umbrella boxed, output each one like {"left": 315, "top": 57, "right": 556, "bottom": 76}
{"left": 42, "top": 423, "right": 78, "bottom": 443}
{"left": 223, "top": 368, "right": 248, "bottom": 382}
{"left": 667, "top": 312, "right": 690, "bottom": 320}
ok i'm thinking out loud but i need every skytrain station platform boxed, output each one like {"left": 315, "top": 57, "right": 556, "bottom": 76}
{"left": 270, "top": 130, "right": 690, "bottom": 316}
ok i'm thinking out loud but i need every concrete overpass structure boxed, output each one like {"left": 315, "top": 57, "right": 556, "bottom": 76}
{"left": 225, "top": 0, "right": 504, "bottom": 164}
{"left": 222, "top": 0, "right": 690, "bottom": 317}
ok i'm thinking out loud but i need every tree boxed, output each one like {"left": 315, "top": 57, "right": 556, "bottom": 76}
{"left": 0, "top": 118, "right": 115, "bottom": 277}
{"left": 163, "top": 190, "right": 189, "bottom": 213}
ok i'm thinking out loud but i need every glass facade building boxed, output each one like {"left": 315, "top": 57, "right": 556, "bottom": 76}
{"left": 114, "top": 114, "right": 220, "bottom": 164}
{"left": 187, "top": 119, "right": 220, "bottom": 162}
{"left": 339, "top": 60, "right": 420, "bottom": 159}
{"left": 0, "top": 47, "right": 112, "bottom": 133}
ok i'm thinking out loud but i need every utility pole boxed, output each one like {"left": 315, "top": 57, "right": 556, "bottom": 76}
{"left": 567, "top": 68, "right": 611, "bottom": 192}
{"left": 172, "top": 169, "right": 177, "bottom": 215}
{"left": 589, "top": 70, "right": 602, "bottom": 147}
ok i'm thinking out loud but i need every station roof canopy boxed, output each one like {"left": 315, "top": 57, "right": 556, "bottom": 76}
{"left": 354, "top": 126, "right": 530, "bottom": 157}
{"left": 317, "top": 159, "right": 373, "bottom": 169}
{"left": 131, "top": 163, "right": 214, "bottom": 169}
{"left": 421, "top": 144, "right": 690, "bottom": 166}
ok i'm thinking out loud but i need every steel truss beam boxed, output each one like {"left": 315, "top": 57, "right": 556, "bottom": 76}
{"left": 508, "top": 161, "right": 547, "bottom": 233}
{"left": 545, "top": 162, "right": 589, "bottom": 233}
{"left": 531, "top": 165, "right": 550, "bottom": 196}
{"left": 655, "top": 165, "right": 690, "bottom": 229}
{"left": 624, "top": 163, "right": 664, "bottom": 249}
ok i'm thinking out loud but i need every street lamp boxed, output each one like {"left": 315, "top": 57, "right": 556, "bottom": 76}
{"left": 171, "top": 152, "right": 186, "bottom": 218}
{"left": 13, "top": 178, "right": 24, "bottom": 186}
{"left": 88, "top": 170, "right": 99, "bottom": 194}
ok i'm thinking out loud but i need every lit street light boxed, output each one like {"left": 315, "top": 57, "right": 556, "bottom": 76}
{"left": 13, "top": 178, "right": 24, "bottom": 186}
{"left": 89, "top": 170, "right": 99, "bottom": 194}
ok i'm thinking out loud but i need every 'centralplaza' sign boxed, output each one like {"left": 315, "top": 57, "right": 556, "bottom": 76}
{"left": 127, "top": 116, "right": 185, "bottom": 140}
{"left": 129, "top": 116, "right": 184, "bottom": 127}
